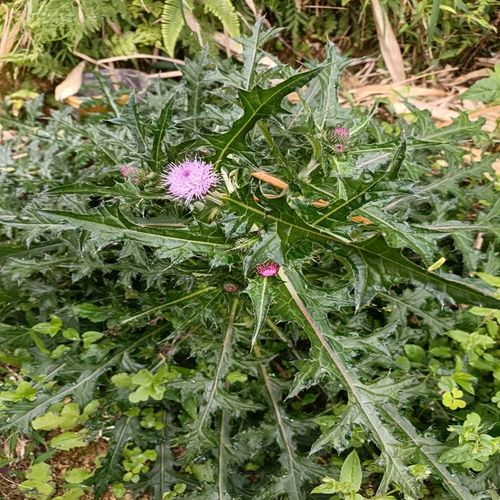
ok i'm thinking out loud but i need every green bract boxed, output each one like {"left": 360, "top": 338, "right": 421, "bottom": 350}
{"left": 0, "top": 23, "right": 499, "bottom": 500}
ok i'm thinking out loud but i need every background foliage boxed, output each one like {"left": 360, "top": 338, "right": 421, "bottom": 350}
{"left": 0, "top": 0, "right": 497, "bottom": 81}
{"left": 0, "top": 19, "right": 499, "bottom": 500}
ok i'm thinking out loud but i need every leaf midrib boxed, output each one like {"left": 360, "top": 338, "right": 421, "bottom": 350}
{"left": 41, "top": 210, "right": 228, "bottom": 249}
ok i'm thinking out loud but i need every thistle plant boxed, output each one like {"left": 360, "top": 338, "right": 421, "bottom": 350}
{"left": 0, "top": 21, "right": 499, "bottom": 500}
{"left": 162, "top": 159, "right": 219, "bottom": 202}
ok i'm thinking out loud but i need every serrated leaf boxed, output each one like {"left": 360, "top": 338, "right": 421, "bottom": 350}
{"left": 40, "top": 205, "right": 228, "bottom": 263}
{"left": 246, "top": 277, "right": 271, "bottom": 348}
{"left": 150, "top": 97, "right": 175, "bottom": 170}
{"left": 47, "top": 183, "right": 162, "bottom": 200}
{"left": 277, "top": 267, "right": 421, "bottom": 497}
{"left": 224, "top": 196, "right": 499, "bottom": 308}
{"left": 92, "top": 416, "right": 139, "bottom": 497}
{"left": 202, "top": 68, "right": 322, "bottom": 163}
{"left": 356, "top": 205, "right": 437, "bottom": 263}
{"left": 382, "top": 404, "right": 474, "bottom": 500}
{"left": 461, "top": 66, "right": 500, "bottom": 104}
{"left": 345, "top": 235, "right": 499, "bottom": 309}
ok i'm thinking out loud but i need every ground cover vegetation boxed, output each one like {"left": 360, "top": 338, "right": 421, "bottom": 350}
{"left": 0, "top": 18, "right": 499, "bottom": 500}
{"left": 0, "top": 0, "right": 497, "bottom": 82}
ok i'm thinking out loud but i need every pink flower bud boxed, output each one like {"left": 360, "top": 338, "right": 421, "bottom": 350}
{"left": 256, "top": 261, "right": 280, "bottom": 277}
{"left": 223, "top": 283, "right": 239, "bottom": 293}
{"left": 120, "top": 165, "right": 138, "bottom": 178}
{"left": 333, "top": 143, "right": 345, "bottom": 154}
{"left": 333, "top": 127, "right": 350, "bottom": 140}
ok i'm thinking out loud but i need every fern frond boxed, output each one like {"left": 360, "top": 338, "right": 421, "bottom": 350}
{"left": 204, "top": 0, "right": 240, "bottom": 37}
{"left": 161, "top": 0, "right": 185, "bottom": 56}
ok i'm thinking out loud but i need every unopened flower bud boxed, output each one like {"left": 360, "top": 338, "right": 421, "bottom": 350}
{"left": 223, "top": 283, "right": 239, "bottom": 293}
{"left": 332, "top": 127, "right": 350, "bottom": 141}
{"left": 333, "top": 143, "right": 346, "bottom": 154}
{"left": 120, "top": 165, "right": 138, "bottom": 178}
{"left": 256, "top": 262, "right": 280, "bottom": 277}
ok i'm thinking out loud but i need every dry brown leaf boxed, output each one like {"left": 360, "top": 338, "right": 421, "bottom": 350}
{"left": 452, "top": 68, "right": 490, "bottom": 86}
{"left": 184, "top": 9, "right": 203, "bottom": 45}
{"left": 55, "top": 62, "right": 86, "bottom": 101}
{"left": 370, "top": 0, "right": 405, "bottom": 82}
{"left": 251, "top": 171, "right": 288, "bottom": 190}
{"left": 244, "top": 0, "right": 259, "bottom": 18}
{"left": 493, "top": 159, "right": 500, "bottom": 174}
{"left": 0, "top": 129, "right": 16, "bottom": 143}
{"left": 0, "top": 4, "right": 25, "bottom": 71}
{"left": 351, "top": 215, "right": 374, "bottom": 225}
{"left": 350, "top": 84, "right": 445, "bottom": 101}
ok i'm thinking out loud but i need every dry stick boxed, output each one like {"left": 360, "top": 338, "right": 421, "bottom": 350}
{"left": 73, "top": 50, "right": 185, "bottom": 67}
{"left": 370, "top": 0, "right": 406, "bottom": 82}
{"left": 147, "top": 71, "right": 183, "bottom": 79}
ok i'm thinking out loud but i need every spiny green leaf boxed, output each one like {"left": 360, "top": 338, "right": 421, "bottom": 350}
{"left": 345, "top": 235, "right": 500, "bottom": 308}
{"left": 246, "top": 278, "right": 271, "bottom": 348}
{"left": 223, "top": 196, "right": 499, "bottom": 308}
{"left": 150, "top": 97, "right": 175, "bottom": 170}
{"left": 40, "top": 205, "right": 228, "bottom": 263}
{"left": 356, "top": 205, "right": 438, "bottom": 263}
{"left": 202, "top": 68, "right": 323, "bottom": 163}
{"left": 277, "top": 267, "right": 421, "bottom": 497}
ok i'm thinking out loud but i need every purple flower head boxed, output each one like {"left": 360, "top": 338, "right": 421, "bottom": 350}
{"left": 120, "top": 165, "right": 138, "bottom": 178}
{"left": 162, "top": 159, "right": 218, "bottom": 202}
{"left": 333, "top": 127, "right": 350, "bottom": 141}
{"left": 256, "top": 261, "right": 280, "bottom": 277}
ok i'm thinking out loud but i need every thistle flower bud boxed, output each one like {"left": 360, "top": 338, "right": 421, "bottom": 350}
{"left": 333, "top": 143, "right": 346, "bottom": 154}
{"left": 256, "top": 261, "right": 280, "bottom": 277}
{"left": 223, "top": 283, "right": 239, "bottom": 293}
{"left": 332, "top": 127, "right": 350, "bottom": 141}
{"left": 120, "top": 165, "right": 138, "bottom": 178}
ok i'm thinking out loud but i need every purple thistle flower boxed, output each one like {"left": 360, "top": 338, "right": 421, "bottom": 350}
{"left": 162, "top": 159, "right": 218, "bottom": 202}
{"left": 256, "top": 261, "right": 280, "bottom": 277}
